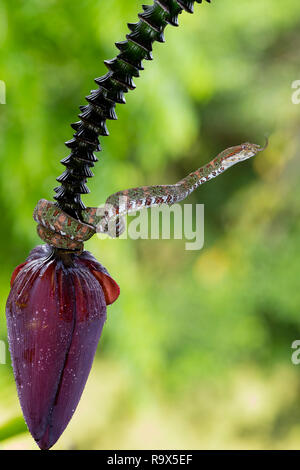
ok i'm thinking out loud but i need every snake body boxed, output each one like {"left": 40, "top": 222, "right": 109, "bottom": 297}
{"left": 34, "top": 141, "right": 266, "bottom": 251}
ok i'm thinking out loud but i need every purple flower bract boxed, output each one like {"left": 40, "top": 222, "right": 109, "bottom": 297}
{"left": 6, "top": 244, "right": 120, "bottom": 450}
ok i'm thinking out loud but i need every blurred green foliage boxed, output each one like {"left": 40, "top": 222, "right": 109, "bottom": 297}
{"left": 0, "top": 0, "right": 300, "bottom": 450}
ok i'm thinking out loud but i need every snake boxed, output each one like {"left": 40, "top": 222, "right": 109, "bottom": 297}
{"left": 33, "top": 140, "right": 267, "bottom": 252}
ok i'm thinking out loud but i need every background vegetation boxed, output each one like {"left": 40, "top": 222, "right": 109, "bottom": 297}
{"left": 0, "top": 0, "right": 300, "bottom": 449}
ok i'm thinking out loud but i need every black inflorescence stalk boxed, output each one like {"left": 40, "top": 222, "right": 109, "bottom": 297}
{"left": 54, "top": 0, "right": 211, "bottom": 220}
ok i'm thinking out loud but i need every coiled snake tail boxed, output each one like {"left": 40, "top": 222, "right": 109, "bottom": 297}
{"left": 34, "top": 141, "right": 266, "bottom": 251}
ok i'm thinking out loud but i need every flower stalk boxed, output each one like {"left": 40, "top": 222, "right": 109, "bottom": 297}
{"left": 54, "top": 0, "right": 211, "bottom": 220}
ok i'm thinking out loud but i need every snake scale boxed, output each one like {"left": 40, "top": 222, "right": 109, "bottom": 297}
{"left": 33, "top": 0, "right": 267, "bottom": 251}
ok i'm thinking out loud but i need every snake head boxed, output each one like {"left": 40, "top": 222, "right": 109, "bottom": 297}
{"left": 241, "top": 138, "right": 268, "bottom": 156}
{"left": 222, "top": 139, "right": 268, "bottom": 169}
